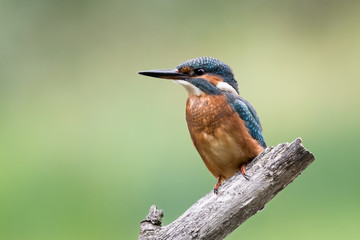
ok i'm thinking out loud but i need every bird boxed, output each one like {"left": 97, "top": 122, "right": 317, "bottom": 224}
{"left": 138, "top": 57, "right": 266, "bottom": 194}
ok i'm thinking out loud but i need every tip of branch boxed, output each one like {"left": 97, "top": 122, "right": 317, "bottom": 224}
{"left": 294, "top": 137, "right": 302, "bottom": 144}
{"left": 293, "top": 137, "right": 315, "bottom": 161}
{"left": 142, "top": 205, "right": 164, "bottom": 226}
{"left": 139, "top": 205, "right": 164, "bottom": 237}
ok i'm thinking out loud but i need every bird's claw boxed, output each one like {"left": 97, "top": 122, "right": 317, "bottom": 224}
{"left": 213, "top": 176, "right": 222, "bottom": 194}
{"left": 242, "top": 173, "right": 250, "bottom": 180}
{"left": 241, "top": 164, "right": 250, "bottom": 180}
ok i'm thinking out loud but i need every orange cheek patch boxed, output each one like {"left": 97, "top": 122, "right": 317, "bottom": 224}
{"left": 195, "top": 74, "right": 223, "bottom": 86}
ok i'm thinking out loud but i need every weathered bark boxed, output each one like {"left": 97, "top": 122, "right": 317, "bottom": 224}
{"left": 139, "top": 138, "right": 315, "bottom": 240}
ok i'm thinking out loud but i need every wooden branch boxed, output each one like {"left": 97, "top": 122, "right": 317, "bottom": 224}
{"left": 139, "top": 138, "right": 315, "bottom": 240}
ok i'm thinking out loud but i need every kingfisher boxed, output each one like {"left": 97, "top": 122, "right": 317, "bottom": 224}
{"left": 139, "top": 57, "right": 266, "bottom": 194}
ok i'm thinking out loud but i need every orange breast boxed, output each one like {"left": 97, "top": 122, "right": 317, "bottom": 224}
{"left": 186, "top": 94, "right": 263, "bottom": 180}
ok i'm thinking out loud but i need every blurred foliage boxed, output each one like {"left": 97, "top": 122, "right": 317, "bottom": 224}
{"left": 0, "top": 0, "right": 359, "bottom": 239}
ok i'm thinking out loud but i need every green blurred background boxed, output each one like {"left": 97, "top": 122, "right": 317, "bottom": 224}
{"left": 1, "top": 0, "right": 359, "bottom": 239}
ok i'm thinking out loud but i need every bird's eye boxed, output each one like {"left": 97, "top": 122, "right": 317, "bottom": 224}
{"left": 195, "top": 68, "right": 205, "bottom": 76}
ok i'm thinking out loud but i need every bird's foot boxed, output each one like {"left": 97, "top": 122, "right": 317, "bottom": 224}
{"left": 213, "top": 176, "right": 222, "bottom": 194}
{"left": 241, "top": 164, "right": 250, "bottom": 180}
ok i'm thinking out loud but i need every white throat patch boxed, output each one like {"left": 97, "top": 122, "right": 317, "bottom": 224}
{"left": 173, "top": 80, "right": 204, "bottom": 96}
{"left": 216, "top": 82, "right": 239, "bottom": 95}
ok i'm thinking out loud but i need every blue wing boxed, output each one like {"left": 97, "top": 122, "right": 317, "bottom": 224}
{"left": 225, "top": 93, "right": 266, "bottom": 148}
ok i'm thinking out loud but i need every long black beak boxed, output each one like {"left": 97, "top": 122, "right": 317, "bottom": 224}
{"left": 138, "top": 69, "right": 188, "bottom": 80}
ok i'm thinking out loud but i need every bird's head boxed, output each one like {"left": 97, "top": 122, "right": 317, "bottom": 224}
{"left": 138, "top": 57, "right": 239, "bottom": 96}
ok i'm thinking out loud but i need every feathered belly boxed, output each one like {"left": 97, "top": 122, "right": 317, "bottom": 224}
{"left": 186, "top": 94, "right": 262, "bottom": 179}
{"left": 194, "top": 128, "right": 248, "bottom": 179}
